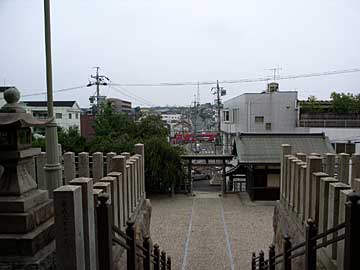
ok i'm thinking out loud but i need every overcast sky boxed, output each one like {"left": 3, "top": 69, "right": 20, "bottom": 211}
{"left": 1, "top": 0, "right": 360, "bottom": 107}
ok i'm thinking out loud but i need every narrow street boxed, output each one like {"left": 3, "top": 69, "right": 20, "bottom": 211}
{"left": 150, "top": 192, "right": 275, "bottom": 270}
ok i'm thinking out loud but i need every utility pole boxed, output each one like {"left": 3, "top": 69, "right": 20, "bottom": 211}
{"left": 86, "top": 67, "right": 109, "bottom": 113}
{"left": 43, "top": 0, "right": 62, "bottom": 196}
{"left": 211, "top": 80, "right": 226, "bottom": 154}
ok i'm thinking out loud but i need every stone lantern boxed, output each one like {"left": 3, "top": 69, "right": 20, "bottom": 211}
{"left": 0, "top": 87, "right": 56, "bottom": 269}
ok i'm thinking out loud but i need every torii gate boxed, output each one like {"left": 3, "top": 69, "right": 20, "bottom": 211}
{"left": 180, "top": 154, "right": 234, "bottom": 194}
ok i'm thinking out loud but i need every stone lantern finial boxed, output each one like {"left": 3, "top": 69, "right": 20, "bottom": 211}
{"left": 0, "top": 87, "right": 26, "bottom": 113}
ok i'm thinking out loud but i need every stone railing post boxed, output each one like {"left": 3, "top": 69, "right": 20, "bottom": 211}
{"left": 128, "top": 160, "right": 135, "bottom": 211}
{"left": 290, "top": 158, "right": 300, "bottom": 210}
{"left": 135, "top": 143, "right": 145, "bottom": 198}
{"left": 78, "top": 152, "right": 90, "bottom": 177}
{"left": 101, "top": 176, "right": 119, "bottom": 227}
{"left": 338, "top": 153, "right": 350, "bottom": 184}
{"left": 324, "top": 153, "right": 336, "bottom": 177}
{"left": 311, "top": 172, "right": 328, "bottom": 224}
{"left": 337, "top": 189, "right": 354, "bottom": 270}
{"left": 280, "top": 144, "right": 291, "bottom": 201}
{"left": 286, "top": 155, "right": 296, "bottom": 205}
{"left": 106, "top": 152, "right": 116, "bottom": 174}
{"left": 294, "top": 160, "right": 305, "bottom": 214}
{"left": 36, "top": 152, "right": 47, "bottom": 189}
{"left": 108, "top": 171, "right": 123, "bottom": 230}
{"left": 69, "top": 178, "right": 97, "bottom": 270}
{"left": 54, "top": 185, "right": 85, "bottom": 270}
{"left": 299, "top": 164, "right": 307, "bottom": 222}
{"left": 92, "top": 152, "right": 104, "bottom": 182}
{"left": 354, "top": 179, "right": 360, "bottom": 192}
{"left": 318, "top": 177, "right": 338, "bottom": 234}
{"left": 126, "top": 164, "right": 133, "bottom": 214}
{"left": 351, "top": 154, "right": 360, "bottom": 188}
{"left": 327, "top": 182, "right": 351, "bottom": 259}
{"left": 305, "top": 156, "right": 322, "bottom": 221}
{"left": 111, "top": 155, "right": 128, "bottom": 228}
{"left": 64, "top": 152, "right": 76, "bottom": 184}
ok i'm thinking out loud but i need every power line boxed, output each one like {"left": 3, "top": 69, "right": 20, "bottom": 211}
{"left": 22, "top": 85, "right": 87, "bottom": 97}
{"left": 20, "top": 67, "right": 360, "bottom": 98}
{"left": 109, "top": 85, "right": 155, "bottom": 107}
{"left": 110, "top": 68, "right": 360, "bottom": 87}
{"left": 109, "top": 84, "right": 155, "bottom": 106}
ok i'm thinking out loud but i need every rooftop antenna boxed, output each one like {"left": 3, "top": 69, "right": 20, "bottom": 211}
{"left": 267, "top": 66, "right": 282, "bottom": 81}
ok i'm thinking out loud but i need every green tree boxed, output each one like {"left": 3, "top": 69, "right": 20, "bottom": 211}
{"left": 330, "top": 92, "right": 360, "bottom": 113}
{"left": 300, "top": 95, "right": 323, "bottom": 112}
{"left": 58, "top": 127, "right": 87, "bottom": 153}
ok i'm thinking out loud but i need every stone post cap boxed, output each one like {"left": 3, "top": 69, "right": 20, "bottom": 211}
{"left": 0, "top": 87, "right": 53, "bottom": 126}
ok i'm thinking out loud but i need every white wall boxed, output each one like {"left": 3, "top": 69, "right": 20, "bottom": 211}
{"left": 26, "top": 103, "right": 81, "bottom": 131}
{"left": 221, "top": 91, "right": 299, "bottom": 134}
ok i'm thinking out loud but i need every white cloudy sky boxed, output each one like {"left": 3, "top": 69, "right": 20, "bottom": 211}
{"left": 1, "top": 0, "right": 360, "bottom": 107}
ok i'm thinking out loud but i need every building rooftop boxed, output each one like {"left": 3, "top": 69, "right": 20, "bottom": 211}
{"left": 22, "top": 101, "right": 77, "bottom": 107}
{"left": 0, "top": 86, "right": 14, "bottom": 93}
{"left": 233, "top": 133, "right": 334, "bottom": 163}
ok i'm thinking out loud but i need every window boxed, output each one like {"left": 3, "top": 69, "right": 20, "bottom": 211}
{"left": 69, "top": 113, "right": 72, "bottom": 119}
{"left": 76, "top": 113, "right": 79, "bottom": 119}
{"left": 223, "top": 111, "right": 230, "bottom": 121}
{"left": 265, "top": 123, "right": 272, "bottom": 130}
{"left": 55, "top": 113, "right": 62, "bottom": 119}
{"left": 255, "top": 116, "right": 264, "bottom": 123}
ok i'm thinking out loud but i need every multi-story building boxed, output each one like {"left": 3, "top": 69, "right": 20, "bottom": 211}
{"left": 221, "top": 82, "right": 305, "bottom": 150}
{"left": 106, "top": 98, "right": 132, "bottom": 114}
{"left": 22, "top": 101, "right": 81, "bottom": 131}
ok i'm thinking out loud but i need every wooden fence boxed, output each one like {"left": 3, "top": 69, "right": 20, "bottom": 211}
{"left": 251, "top": 144, "right": 360, "bottom": 270}
{"left": 52, "top": 144, "right": 171, "bottom": 270}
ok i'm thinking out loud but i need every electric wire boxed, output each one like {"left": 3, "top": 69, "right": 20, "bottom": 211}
{"left": 109, "top": 84, "right": 155, "bottom": 106}
{"left": 110, "top": 68, "right": 360, "bottom": 87}
{"left": 22, "top": 85, "right": 87, "bottom": 97}
{"left": 109, "top": 85, "right": 155, "bottom": 107}
{"left": 19, "top": 68, "right": 360, "bottom": 98}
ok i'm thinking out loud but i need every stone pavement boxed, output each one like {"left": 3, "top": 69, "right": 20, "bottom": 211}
{"left": 150, "top": 192, "right": 275, "bottom": 270}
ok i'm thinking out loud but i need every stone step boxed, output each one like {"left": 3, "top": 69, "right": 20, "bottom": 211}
{"left": 0, "top": 189, "right": 48, "bottom": 213}
{"left": 0, "top": 217, "right": 55, "bottom": 256}
{"left": 0, "top": 199, "right": 53, "bottom": 233}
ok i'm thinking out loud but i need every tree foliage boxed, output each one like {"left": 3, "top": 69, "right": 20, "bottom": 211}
{"left": 330, "top": 92, "right": 360, "bottom": 113}
{"left": 32, "top": 101, "right": 184, "bottom": 192}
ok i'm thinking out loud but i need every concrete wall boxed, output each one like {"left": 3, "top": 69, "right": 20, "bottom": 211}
{"left": 221, "top": 91, "right": 301, "bottom": 134}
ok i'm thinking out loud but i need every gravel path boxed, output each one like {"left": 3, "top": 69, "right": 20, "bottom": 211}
{"left": 150, "top": 192, "right": 275, "bottom": 270}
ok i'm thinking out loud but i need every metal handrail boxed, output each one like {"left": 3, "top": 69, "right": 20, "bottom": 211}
{"left": 310, "top": 222, "right": 345, "bottom": 241}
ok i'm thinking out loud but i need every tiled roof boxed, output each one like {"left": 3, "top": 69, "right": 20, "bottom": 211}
{"left": 233, "top": 133, "right": 335, "bottom": 163}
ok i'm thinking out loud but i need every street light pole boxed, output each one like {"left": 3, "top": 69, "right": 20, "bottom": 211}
{"left": 43, "top": 0, "right": 62, "bottom": 196}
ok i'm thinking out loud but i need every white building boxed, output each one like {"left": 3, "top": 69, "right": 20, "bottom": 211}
{"left": 221, "top": 83, "right": 307, "bottom": 148}
{"left": 0, "top": 86, "right": 12, "bottom": 108}
{"left": 22, "top": 101, "right": 81, "bottom": 131}
{"left": 161, "top": 113, "right": 182, "bottom": 124}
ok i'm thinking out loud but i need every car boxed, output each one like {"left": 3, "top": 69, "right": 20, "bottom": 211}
{"left": 191, "top": 170, "right": 211, "bottom": 181}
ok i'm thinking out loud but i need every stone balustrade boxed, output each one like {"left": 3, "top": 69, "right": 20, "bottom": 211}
{"left": 280, "top": 144, "right": 360, "bottom": 269}
{"left": 53, "top": 144, "right": 146, "bottom": 270}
